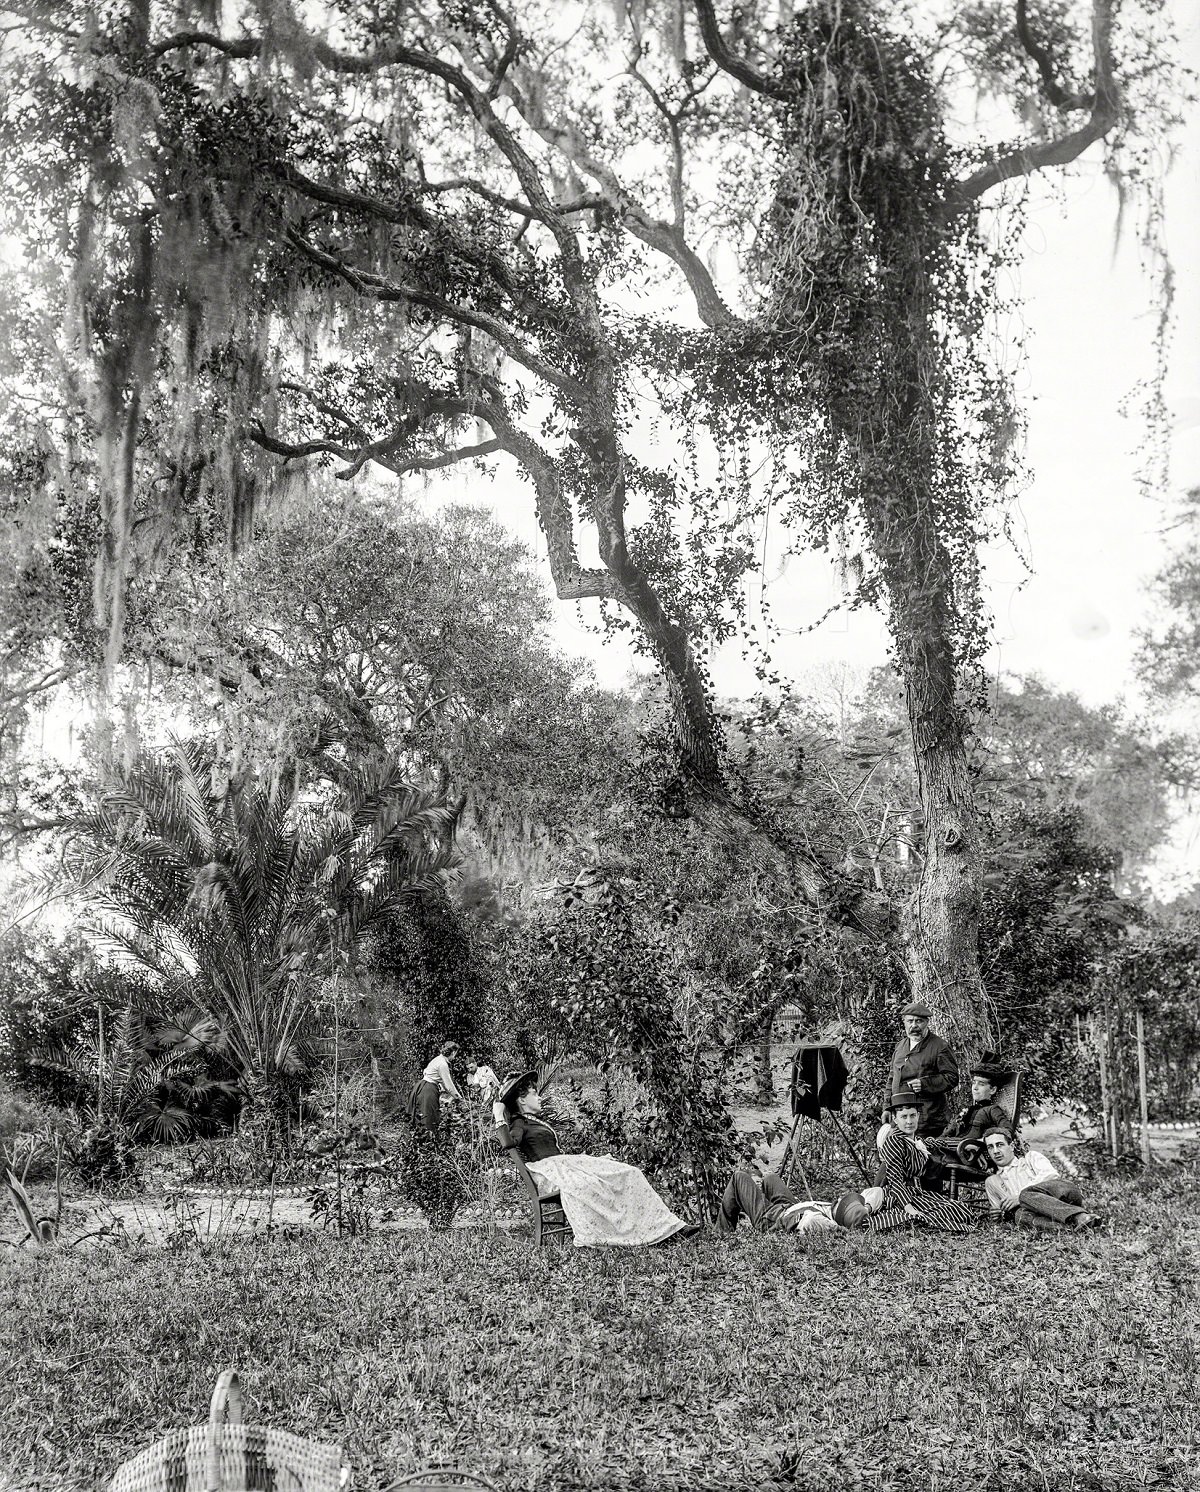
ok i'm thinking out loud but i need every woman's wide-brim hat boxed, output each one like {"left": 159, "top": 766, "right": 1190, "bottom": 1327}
{"left": 970, "top": 1050, "right": 1014, "bottom": 1084}
{"left": 884, "top": 1088, "right": 930, "bottom": 1112}
{"left": 497, "top": 1069, "right": 539, "bottom": 1112}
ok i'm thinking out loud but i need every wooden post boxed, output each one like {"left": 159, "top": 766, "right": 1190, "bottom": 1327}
{"left": 1136, "top": 1007, "right": 1152, "bottom": 1167}
{"left": 1097, "top": 1024, "right": 1110, "bottom": 1152}
{"left": 1109, "top": 1018, "right": 1121, "bottom": 1160}
{"left": 96, "top": 1003, "right": 106, "bottom": 1120}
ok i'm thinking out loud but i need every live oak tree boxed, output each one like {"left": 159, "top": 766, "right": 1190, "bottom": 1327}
{"left": 0, "top": 0, "right": 1186, "bottom": 1058}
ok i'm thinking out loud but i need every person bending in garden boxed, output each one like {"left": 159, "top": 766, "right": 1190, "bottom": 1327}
{"left": 983, "top": 1128, "right": 1102, "bottom": 1231}
{"left": 494, "top": 1070, "right": 698, "bottom": 1247}
{"left": 408, "top": 1038, "right": 465, "bottom": 1135}
{"left": 716, "top": 1160, "right": 886, "bottom": 1235}
{"left": 866, "top": 1092, "right": 978, "bottom": 1235}
{"left": 888, "top": 1002, "right": 959, "bottom": 1137}
{"left": 465, "top": 1056, "right": 500, "bottom": 1104}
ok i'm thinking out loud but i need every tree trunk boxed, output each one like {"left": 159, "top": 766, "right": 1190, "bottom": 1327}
{"left": 898, "top": 692, "right": 989, "bottom": 1064}
{"left": 755, "top": 1012, "right": 775, "bottom": 1102}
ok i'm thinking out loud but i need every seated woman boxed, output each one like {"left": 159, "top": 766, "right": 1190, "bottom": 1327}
{"left": 922, "top": 1055, "right": 1014, "bottom": 1172}
{"left": 867, "top": 1091, "right": 978, "bottom": 1235}
{"left": 495, "top": 1070, "right": 697, "bottom": 1247}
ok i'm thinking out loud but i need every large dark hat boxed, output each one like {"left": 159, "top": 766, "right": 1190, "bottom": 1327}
{"left": 831, "top": 1191, "right": 870, "bottom": 1229}
{"left": 970, "top": 1050, "right": 1014, "bottom": 1084}
{"left": 497, "top": 1069, "right": 539, "bottom": 1115}
{"left": 884, "top": 1088, "right": 929, "bottom": 1113}
{"left": 900, "top": 1002, "right": 933, "bottom": 1018}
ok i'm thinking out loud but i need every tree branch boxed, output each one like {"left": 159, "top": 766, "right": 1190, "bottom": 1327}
{"left": 278, "top": 163, "right": 530, "bottom": 306}
{"left": 947, "top": 0, "right": 1119, "bottom": 210}
{"left": 392, "top": 439, "right": 503, "bottom": 475}
{"left": 690, "top": 0, "right": 792, "bottom": 102}
{"left": 1015, "top": 0, "right": 1093, "bottom": 112}
{"left": 286, "top": 229, "right": 584, "bottom": 399}
{"left": 502, "top": 68, "right": 738, "bottom": 329}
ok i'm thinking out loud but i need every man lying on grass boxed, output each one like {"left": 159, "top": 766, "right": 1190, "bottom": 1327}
{"left": 983, "top": 1128, "right": 1103, "bottom": 1232}
{"left": 716, "top": 1161, "right": 887, "bottom": 1235}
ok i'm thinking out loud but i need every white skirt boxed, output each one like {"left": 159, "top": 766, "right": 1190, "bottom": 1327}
{"left": 526, "top": 1153, "right": 689, "bottom": 1247}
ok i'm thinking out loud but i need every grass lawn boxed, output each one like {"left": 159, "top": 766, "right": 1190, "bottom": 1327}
{"left": 2, "top": 1165, "right": 1197, "bottom": 1492}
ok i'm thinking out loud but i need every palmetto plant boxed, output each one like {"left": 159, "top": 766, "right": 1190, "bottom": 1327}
{"left": 69, "top": 742, "right": 463, "bottom": 1106}
{"left": 35, "top": 1003, "right": 238, "bottom": 1143}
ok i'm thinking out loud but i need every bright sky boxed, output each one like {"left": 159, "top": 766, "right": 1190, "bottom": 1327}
{"left": 9, "top": 2, "right": 1200, "bottom": 898}
{"left": 425, "top": 8, "right": 1200, "bottom": 891}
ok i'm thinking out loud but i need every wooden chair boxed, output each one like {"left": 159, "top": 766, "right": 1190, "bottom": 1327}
{"left": 109, "top": 1370, "right": 349, "bottom": 1492}
{"left": 493, "top": 1123, "right": 572, "bottom": 1247}
{"left": 944, "top": 1071, "right": 1024, "bottom": 1200}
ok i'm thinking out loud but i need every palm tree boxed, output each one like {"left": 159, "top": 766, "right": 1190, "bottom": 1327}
{"left": 69, "top": 742, "right": 463, "bottom": 1114}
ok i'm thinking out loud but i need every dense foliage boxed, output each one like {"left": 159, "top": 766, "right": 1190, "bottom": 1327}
{"left": 66, "top": 740, "right": 462, "bottom": 1112}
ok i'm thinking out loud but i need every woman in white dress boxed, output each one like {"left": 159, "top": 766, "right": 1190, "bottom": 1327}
{"left": 495, "top": 1070, "right": 698, "bottom": 1247}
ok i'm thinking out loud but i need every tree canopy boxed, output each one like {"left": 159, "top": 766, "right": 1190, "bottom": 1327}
{"left": 0, "top": 0, "right": 1189, "bottom": 1048}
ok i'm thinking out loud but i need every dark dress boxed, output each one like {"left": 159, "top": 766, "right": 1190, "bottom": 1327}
{"left": 505, "top": 1113, "right": 562, "bottom": 1161}
{"left": 409, "top": 1080, "right": 443, "bottom": 1133}
{"left": 924, "top": 1099, "right": 1011, "bottom": 1162}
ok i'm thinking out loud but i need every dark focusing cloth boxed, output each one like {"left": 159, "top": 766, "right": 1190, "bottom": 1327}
{"left": 790, "top": 1044, "right": 849, "bottom": 1119}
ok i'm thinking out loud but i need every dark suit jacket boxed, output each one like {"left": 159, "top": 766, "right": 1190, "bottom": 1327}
{"left": 889, "top": 1032, "right": 959, "bottom": 1134}
{"left": 943, "top": 1099, "right": 1010, "bottom": 1142}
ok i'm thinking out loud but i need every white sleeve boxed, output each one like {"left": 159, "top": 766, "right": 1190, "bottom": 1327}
{"left": 1028, "top": 1150, "right": 1058, "bottom": 1187}
{"left": 429, "top": 1055, "right": 464, "bottom": 1099}
{"left": 984, "top": 1174, "right": 1006, "bottom": 1210}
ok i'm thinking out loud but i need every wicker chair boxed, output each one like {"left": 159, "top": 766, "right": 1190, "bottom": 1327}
{"left": 944, "top": 1071, "right": 1025, "bottom": 1200}
{"left": 493, "top": 1122, "right": 573, "bottom": 1247}
{"left": 109, "top": 1370, "right": 349, "bottom": 1492}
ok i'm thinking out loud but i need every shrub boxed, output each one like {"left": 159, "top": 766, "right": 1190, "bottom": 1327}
{"left": 395, "top": 1125, "right": 466, "bottom": 1230}
{"left": 65, "top": 1116, "right": 140, "bottom": 1190}
{"left": 367, "top": 889, "right": 500, "bottom": 1096}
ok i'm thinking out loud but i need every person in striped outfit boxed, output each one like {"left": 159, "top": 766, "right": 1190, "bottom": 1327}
{"left": 867, "top": 1090, "right": 978, "bottom": 1235}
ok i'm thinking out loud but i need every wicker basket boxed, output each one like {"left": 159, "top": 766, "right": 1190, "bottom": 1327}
{"left": 109, "top": 1370, "right": 349, "bottom": 1492}
{"left": 384, "top": 1468, "right": 498, "bottom": 1490}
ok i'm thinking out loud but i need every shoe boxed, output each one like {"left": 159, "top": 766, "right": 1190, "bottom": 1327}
{"left": 1072, "top": 1212, "right": 1103, "bottom": 1230}
{"left": 655, "top": 1222, "right": 701, "bottom": 1247}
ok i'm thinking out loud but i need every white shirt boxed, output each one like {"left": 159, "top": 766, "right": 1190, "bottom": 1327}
{"left": 421, "top": 1054, "right": 463, "bottom": 1100}
{"left": 985, "top": 1149, "right": 1059, "bottom": 1210}
{"left": 467, "top": 1065, "right": 500, "bottom": 1100}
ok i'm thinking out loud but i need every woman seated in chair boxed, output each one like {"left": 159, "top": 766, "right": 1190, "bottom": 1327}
{"left": 866, "top": 1091, "right": 978, "bottom": 1235}
{"left": 495, "top": 1069, "right": 697, "bottom": 1247}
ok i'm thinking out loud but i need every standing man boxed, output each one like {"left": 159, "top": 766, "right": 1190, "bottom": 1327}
{"left": 888, "top": 1002, "right": 959, "bottom": 1137}
{"left": 982, "top": 1128, "right": 1102, "bottom": 1231}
